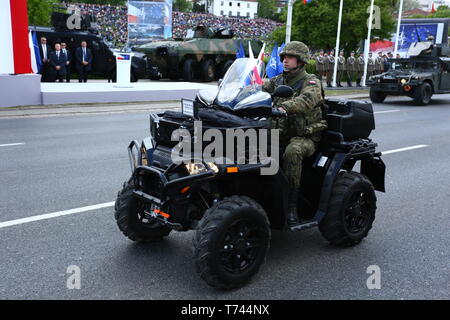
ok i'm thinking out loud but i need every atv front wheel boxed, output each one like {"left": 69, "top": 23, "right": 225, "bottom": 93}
{"left": 193, "top": 196, "right": 270, "bottom": 289}
{"left": 115, "top": 179, "right": 171, "bottom": 242}
{"left": 319, "top": 172, "right": 376, "bottom": 247}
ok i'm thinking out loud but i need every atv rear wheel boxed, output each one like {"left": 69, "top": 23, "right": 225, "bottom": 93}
{"left": 319, "top": 172, "right": 376, "bottom": 247}
{"left": 413, "top": 82, "right": 432, "bottom": 105}
{"left": 193, "top": 196, "right": 270, "bottom": 289}
{"left": 369, "top": 88, "right": 387, "bottom": 103}
{"left": 115, "top": 179, "right": 171, "bottom": 243}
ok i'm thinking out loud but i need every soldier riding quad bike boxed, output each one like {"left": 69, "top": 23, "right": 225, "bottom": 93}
{"left": 114, "top": 58, "right": 386, "bottom": 289}
{"left": 367, "top": 38, "right": 450, "bottom": 105}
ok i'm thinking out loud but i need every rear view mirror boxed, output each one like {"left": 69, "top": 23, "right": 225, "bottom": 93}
{"left": 272, "top": 85, "right": 294, "bottom": 98}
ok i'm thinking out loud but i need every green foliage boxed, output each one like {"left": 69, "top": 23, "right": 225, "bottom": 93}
{"left": 271, "top": 0, "right": 396, "bottom": 54}
{"left": 27, "top": 0, "right": 58, "bottom": 26}
{"left": 174, "top": 0, "right": 193, "bottom": 12}
{"left": 412, "top": 5, "right": 450, "bottom": 18}
{"left": 258, "top": 0, "right": 277, "bottom": 20}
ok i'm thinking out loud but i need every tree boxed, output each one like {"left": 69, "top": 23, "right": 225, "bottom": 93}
{"left": 27, "top": 0, "right": 58, "bottom": 26}
{"left": 410, "top": 5, "right": 450, "bottom": 18}
{"left": 174, "top": 0, "right": 193, "bottom": 12}
{"left": 271, "top": 0, "right": 396, "bottom": 54}
{"left": 258, "top": 0, "right": 277, "bottom": 20}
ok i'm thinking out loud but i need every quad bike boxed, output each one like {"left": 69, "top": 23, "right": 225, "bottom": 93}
{"left": 114, "top": 58, "right": 386, "bottom": 289}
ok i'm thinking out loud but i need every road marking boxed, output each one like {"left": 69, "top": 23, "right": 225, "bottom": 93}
{"left": 374, "top": 110, "right": 400, "bottom": 114}
{"left": 0, "top": 201, "right": 115, "bottom": 229}
{"left": 382, "top": 144, "right": 429, "bottom": 155}
{"left": 0, "top": 143, "right": 25, "bottom": 147}
{"left": 0, "top": 144, "right": 430, "bottom": 229}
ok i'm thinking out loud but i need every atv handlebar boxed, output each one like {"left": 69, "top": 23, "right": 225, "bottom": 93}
{"left": 271, "top": 108, "right": 288, "bottom": 117}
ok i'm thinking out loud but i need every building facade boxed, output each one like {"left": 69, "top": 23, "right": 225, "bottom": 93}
{"left": 209, "top": 0, "right": 258, "bottom": 19}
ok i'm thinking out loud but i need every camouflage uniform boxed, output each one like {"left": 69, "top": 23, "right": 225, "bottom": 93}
{"left": 315, "top": 51, "right": 326, "bottom": 83}
{"left": 262, "top": 42, "right": 327, "bottom": 214}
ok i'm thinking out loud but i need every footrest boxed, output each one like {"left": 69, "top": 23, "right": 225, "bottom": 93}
{"left": 288, "top": 220, "right": 318, "bottom": 232}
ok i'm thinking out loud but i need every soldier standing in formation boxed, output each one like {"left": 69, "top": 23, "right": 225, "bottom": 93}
{"left": 367, "top": 52, "right": 375, "bottom": 79}
{"left": 356, "top": 52, "right": 365, "bottom": 87}
{"left": 375, "top": 51, "right": 384, "bottom": 75}
{"left": 315, "top": 50, "right": 326, "bottom": 84}
{"left": 346, "top": 51, "right": 356, "bottom": 87}
{"left": 336, "top": 50, "right": 346, "bottom": 87}
{"left": 326, "top": 50, "right": 335, "bottom": 88}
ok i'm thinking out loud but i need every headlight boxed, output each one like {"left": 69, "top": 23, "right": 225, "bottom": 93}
{"left": 401, "top": 78, "right": 407, "bottom": 84}
{"left": 185, "top": 162, "right": 219, "bottom": 175}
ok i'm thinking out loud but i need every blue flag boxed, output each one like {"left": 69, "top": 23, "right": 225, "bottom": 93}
{"left": 32, "top": 31, "right": 42, "bottom": 73}
{"left": 266, "top": 43, "right": 284, "bottom": 78}
{"left": 235, "top": 41, "right": 245, "bottom": 59}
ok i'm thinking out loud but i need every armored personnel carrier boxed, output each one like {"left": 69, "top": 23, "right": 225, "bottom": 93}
{"left": 367, "top": 39, "right": 450, "bottom": 105}
{"left": 132, "top": 26, "right": 263, "bottom": 82}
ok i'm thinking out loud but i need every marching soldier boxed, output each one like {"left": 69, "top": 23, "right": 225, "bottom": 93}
{"left": 315, "top": 49, "right": 326, "bottom": 84}
{"left": 346, "top": 51, "right": 357, "bottom": 87}
{"left": 336, "top": 50, "right": 346, "bottom": 87}
{"left": 375, "top": 51, "right": 384, "bottom": 75}
{"left": 326, "top": 50, "right": 335, "bottom": 88}
{"left": 356, "top": 52, "right": 365, "bottom": 87}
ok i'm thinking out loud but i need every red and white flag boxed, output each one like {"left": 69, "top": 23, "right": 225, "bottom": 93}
{"left": 0, "top": 0, "right": 32, "bottom": 75}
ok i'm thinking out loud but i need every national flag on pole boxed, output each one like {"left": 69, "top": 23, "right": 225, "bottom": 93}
{"left": 0, "top": 0, "right": 32, "bottom": 74}
{"left": 28, "top": 31, "right": 39, "bottom": 73}
{"left": 431, "top": 2, "right": 436, "bottom": 13}
{"left": 235, "top": 41, "right": 245, "bottom": 59}
{"left": 127, "top": 3, "right": 140, "bottom": 23}
{"left": 266, "top": 44, "right": 284, "bottom": 78}
{"left": 303, "top": 0, "right": 313, "bottom": 4}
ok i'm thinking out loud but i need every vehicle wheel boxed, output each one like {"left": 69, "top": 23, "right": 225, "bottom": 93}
{"left": 319, "top": 172, "right": 376, "bottom": 247}
{"left": 192, "top": 195, "right": 270, "bottom": 289}
{"left": 200, "top": 59, "right": 215, "bottom": 82}
{"left": 413, "top": 82, "right": 433, "bottom": 105}
{"left": 182, "top": 59, "right": 195, "bottom": 82}
{"left": 115, "top": 179, "right": 171, "bottom": 243}
{"left": 369, "top": 88, "right": 387, "bottom": 103}
{"left": 219, "top": 60, "right": 233, "bottom": 79}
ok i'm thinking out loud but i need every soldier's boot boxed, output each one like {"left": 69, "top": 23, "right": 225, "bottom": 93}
{"left": 347, "top": 80, "right": 352, "bottom": 87}
{"left": 356, "top": 79, "right": 362, "bottom": 87}
{"left": 287, "top": 187, "right": 300, "bottom": 226}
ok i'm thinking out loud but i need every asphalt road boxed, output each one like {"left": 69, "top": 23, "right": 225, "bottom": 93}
{"left": 0, "top": 95, "right": 449, "bottom": 300}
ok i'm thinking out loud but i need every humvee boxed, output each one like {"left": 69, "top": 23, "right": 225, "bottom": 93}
{"left": 132, "top": 26, "right": 263, "bottom": 82}
{"left": 367, "top": 40, "right": 450, "bottom": 105}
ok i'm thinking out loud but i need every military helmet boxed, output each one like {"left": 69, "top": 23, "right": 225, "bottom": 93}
{"left": 279, "top": 41, "right": 310, "bottom": 64}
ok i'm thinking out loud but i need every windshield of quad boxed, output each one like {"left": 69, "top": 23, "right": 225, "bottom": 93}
{"left": 215, "top": 58, "right": 265, "bottom": 109}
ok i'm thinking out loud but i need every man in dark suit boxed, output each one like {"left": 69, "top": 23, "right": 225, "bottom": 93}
{"left": 61, "top": 42, "right": 72, "bottom": 82}
{"left": 38, "top": 37, "right": 52, "bottom": 82}
{"left": 48, "top": 43, "right": 67, "bottom": 82}
{"left": 75, "top": 41, "right": 93, "bottom": 82}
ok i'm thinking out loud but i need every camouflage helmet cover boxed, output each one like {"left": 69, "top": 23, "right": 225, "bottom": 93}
{"left": 279, "top": 41, "right": 310, "bottom": 64}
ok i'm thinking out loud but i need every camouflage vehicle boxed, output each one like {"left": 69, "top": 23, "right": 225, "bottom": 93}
{"left": 367, "top": 40, "right": 450, "bottom": 105}
{"left": 132, "top": 26, "right": 263, "bottom": 82}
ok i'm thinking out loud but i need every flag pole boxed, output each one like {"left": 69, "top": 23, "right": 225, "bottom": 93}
{"left": 285, "top": 0, "right": 294, "bottom": 44}
{"left": 362, "top": 0, "right": 375, "bottom": 88}
{"left": 393, "top": 0, "right": 404, "bottom": 57}
{"left": 332, "top": 0, "right": 344, "bottom": 87}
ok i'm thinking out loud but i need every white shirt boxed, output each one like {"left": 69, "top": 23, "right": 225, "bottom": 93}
{"left": 42, "top": 44, "right": 47, "bottom": 59}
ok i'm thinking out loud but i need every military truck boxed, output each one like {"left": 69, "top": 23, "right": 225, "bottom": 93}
{"left": 132, "top": 26, "right": 264, "bottom": 82}
{"left": 367, "top": 39, "right": 450, "bottom": 105}
{"left": 31, "top": 12, "right": 147, "bottom": 82}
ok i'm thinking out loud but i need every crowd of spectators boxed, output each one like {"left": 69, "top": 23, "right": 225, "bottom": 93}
{"left": 58, "top": 2, "right": 282, "bottom": 48}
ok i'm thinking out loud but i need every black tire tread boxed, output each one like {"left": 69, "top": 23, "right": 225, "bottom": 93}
{"left": 192, "top": 195, "right": 270, "bottom": 289}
